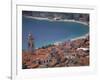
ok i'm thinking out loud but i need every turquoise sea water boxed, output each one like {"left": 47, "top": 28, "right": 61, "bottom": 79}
{"left": 22, "top": 16, "right": 89, "bottom": 50}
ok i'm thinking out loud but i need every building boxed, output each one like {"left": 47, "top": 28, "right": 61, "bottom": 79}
{"left": 28, "top": 33, "right": 35, "bottom": 53}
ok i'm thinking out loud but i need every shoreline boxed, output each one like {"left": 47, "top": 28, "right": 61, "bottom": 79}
{"left": 53, "top": 33, "right": 89, "bottom": 46}
{"left": 22, "top": 33, "right": 89, "bottom": 50}
{"left": 70, "top": 33, "right": 89, "bottom": 41}
{"left": 23, "top": 15, "right": 89, "bottom": 26}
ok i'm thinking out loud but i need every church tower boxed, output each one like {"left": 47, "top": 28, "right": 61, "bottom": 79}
{"left": 28, "top": 32, "right": 35, "bottom": 53}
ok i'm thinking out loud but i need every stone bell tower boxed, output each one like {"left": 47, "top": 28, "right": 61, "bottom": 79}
{"left": 28, "top": 32, "right": 35, "bottom": 53}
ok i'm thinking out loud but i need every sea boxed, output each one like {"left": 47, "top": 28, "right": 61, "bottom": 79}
{"left": 22, "top": 16, "right": 89, "bottom": 50}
